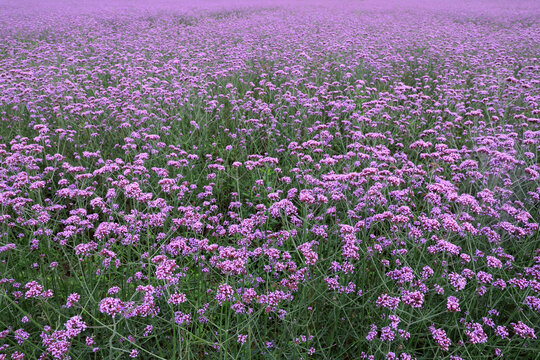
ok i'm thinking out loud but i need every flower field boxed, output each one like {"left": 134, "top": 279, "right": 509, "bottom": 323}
{"left": 0, "top": 0, "right": 539, "bottom": 358}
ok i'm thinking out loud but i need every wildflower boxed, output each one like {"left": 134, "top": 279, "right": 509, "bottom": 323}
{"left": 447, "top": 296, "right": 460, "bottom": 312}
{"left": 429, "top": 326, "right": 451, "bottom": 351}
{"left": 237, "top": 334, "right": 248, "bottom": 344}
{"left": 511, "top": 321, "right": 536, "bottom": 339}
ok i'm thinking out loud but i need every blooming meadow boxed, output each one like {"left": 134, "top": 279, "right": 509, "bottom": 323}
{"left": 0, "top": 0, "right": 539, "bottom": 358}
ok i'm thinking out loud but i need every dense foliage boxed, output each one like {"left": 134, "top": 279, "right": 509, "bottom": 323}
{"left": 0, "top": 0, "right": 539, "bottom": 358}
